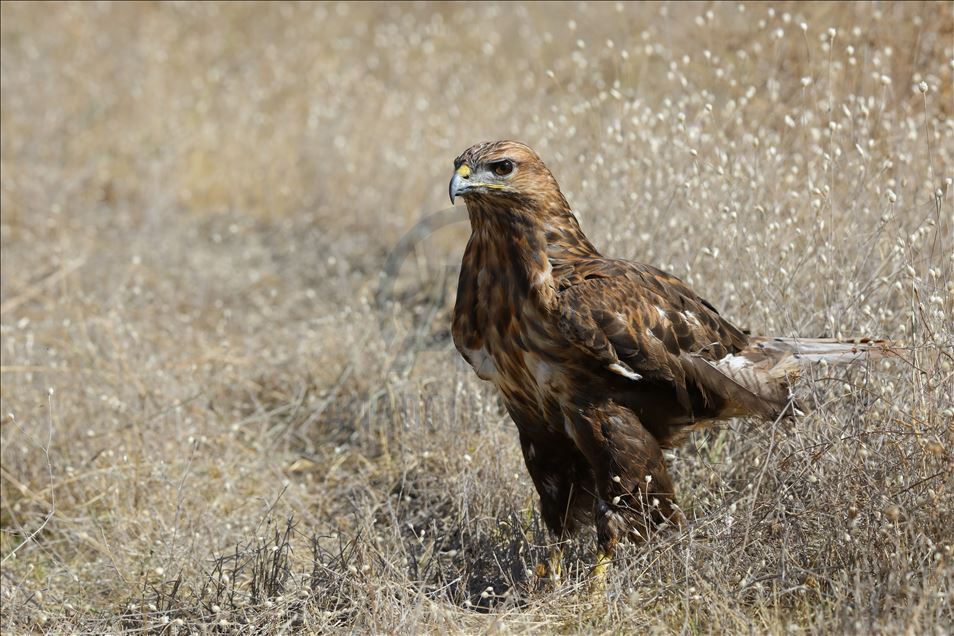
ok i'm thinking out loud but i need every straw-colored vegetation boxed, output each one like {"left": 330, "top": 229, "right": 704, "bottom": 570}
{"left": 1, "top": 2, "right": 951, "bottom": 633}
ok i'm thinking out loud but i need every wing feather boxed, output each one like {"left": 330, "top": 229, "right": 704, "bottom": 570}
{"left": 554, "top": 257, "right": 756, "bottom": 413}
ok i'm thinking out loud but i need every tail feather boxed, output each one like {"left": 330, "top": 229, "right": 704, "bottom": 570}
{"left": 751, "top": 336, "right": 899, "bottom": 376}
{"left": 700, "top": 336, "right": 901, "bottom": 420}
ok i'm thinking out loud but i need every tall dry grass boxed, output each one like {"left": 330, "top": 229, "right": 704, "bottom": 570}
{"left": 1, "top": 2, "right": 952, "bottom": 633}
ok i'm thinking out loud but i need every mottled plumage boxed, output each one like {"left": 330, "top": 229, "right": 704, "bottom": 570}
{"left": 449, "top": 140, "right": 895, "bottom": 569}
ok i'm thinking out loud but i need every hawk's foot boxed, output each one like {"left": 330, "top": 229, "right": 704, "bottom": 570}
{"left": 533, "top": 546, "right": 563, "bottom": 587}
{"left": 587, "top": 550, "right": 612, "bottom": 593}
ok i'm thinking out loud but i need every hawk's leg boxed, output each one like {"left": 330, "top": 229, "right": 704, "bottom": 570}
{"left": 518, "top": 431, "right": 593, "bottom": 585}
{"left": 565, "top": 402, "right": 686, "bottom": 581}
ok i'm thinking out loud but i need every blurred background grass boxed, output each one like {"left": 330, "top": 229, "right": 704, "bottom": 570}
{"left": 1, "top": 2, "right": 952, "bottom": 633}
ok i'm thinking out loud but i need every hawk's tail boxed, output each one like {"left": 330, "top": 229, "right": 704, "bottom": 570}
{"left": 694, "top": 336, "right": 902, "bottom": 420}
{"left": 749, "top": 336, "right": 899, "bottom": 367}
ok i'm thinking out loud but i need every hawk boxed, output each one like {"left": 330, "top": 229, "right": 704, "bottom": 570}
{"left": 449, "top": 140, "right": 895, "bottom": 581}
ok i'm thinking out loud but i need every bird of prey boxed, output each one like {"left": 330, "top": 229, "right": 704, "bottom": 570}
{"left": 449, "top": 140, "right": 894, "bottom": 582}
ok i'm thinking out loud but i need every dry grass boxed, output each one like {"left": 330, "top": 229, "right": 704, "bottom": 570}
{"left": 1, "top": 1, "right": 952, "bottom": 633}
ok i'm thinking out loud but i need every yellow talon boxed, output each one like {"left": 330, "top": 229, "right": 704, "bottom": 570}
{"left": 589, "top": 550, "right": 612, "bottom": 591}
{"left": 549, "top": 547, "right": 563, "bottom": 582}
{"left": 534, "top": 546, "right": 563, "bottom": 585}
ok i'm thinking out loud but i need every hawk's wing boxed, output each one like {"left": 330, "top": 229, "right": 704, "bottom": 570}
{"left": 554, "top": 257, "right": 780, "bottom": 419}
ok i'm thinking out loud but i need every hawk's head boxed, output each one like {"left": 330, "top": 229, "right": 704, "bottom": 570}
{"left": 449, "top": 140, "right": 560, "bottom": 207}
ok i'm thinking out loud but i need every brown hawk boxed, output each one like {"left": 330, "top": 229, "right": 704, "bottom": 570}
{"left": 449, "top": 140, "right": 894, "bottom": 580}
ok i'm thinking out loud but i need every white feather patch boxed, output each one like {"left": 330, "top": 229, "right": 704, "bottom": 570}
{"left": 534, "top": 261, "right": 553, "bottom": 287}
{"left": 609, "top": 362, "right": 642, "bottom": 381}
{"left": 717, "top": 353, "right": 752, "bottom": 371}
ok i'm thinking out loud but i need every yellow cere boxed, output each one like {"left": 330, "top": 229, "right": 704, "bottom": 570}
{"left": 456, "top": 165, "right": 471, "bottom": 178}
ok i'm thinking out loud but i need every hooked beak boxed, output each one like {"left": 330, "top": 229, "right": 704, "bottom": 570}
{"left": 448, "top": 165, "right": 472, "bottom": 204}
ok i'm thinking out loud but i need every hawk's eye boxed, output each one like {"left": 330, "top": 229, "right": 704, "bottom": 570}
{"left": 491, "top": 160, "right": 514, "bottom": 177}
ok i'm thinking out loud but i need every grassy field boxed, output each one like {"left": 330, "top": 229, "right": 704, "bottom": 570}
{"left": 1, "top": 2, "right": 952, "bottom": 633}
